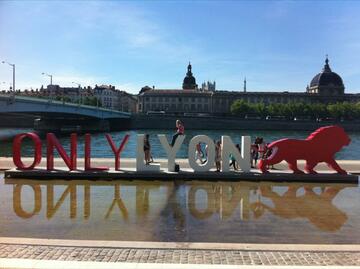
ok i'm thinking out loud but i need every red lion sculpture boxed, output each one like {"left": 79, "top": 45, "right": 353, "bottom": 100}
{"left": 259, "top": 125, "right": 350, "bottom": 174}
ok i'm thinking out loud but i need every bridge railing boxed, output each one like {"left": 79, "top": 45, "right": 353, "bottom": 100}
{"left": 0, "top": 94, "right": 131, "bottom": 116}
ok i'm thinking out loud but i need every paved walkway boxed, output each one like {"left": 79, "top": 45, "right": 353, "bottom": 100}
{"left": 1, "top": 243, "right": 360, "bottom": 267}
{"left": 0, "top": 238, "right": 360, "bottom": 268}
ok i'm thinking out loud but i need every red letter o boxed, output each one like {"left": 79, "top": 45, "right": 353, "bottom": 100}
{"left": 13, "top": 133, "right": 42, "bottom": 170}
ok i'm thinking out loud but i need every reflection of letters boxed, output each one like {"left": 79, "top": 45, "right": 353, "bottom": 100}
{"left": 189, "top": 185, "right": 217, "bottom": 220}
{"left": 13, "top": 184, "right": 41, "bottom": 218}
{"left": 47, "top": 184, "right": 77, "bottom": 219}
{"left": 10, "top": 179, "right": 348, "bottom": 232}
{"left": 188, "top": 184, "right": 250, "bottom": 220}
{"left": 105, "top": 184, "right": 128, "bottom": 220}
{"left": 136, "top": 186, "right": 149, "bottom": 218}
{"left": 13, "top": 182, "right": 90, "bottom": 220}
{"left": 221, "top": 185, "right": 249, "bottom": 220}
{"left": 84, "top": 185, "right": 90, "bottom": 219}
{"left": 253, "top": 185, "right": 347, "bottom": 231}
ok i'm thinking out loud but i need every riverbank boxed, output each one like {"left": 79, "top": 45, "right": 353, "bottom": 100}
{"left": 2, "top": 113, "right": 360, "bottom": 131}
{"left": 131, "top": 114, "right": 360, "bottom": 131}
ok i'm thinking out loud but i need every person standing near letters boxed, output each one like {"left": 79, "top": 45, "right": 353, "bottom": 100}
{"left": 215, "top": 140, "right": 222, "bottom": 172}
{"left": 144, "top": 134, "right": 151, "bottom": 165}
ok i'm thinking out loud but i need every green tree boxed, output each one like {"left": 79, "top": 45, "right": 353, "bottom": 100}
{"left": 309, "top": 103, "right": 327, "bottom": 119}
{"left": 327, "top": 102, "right": 344, "bottom": 119}
{"left": 253, "top": 103, "right": 267, "bottom": 118}
{"left": 230, "top": 99, "right": 251, "bottom": 116}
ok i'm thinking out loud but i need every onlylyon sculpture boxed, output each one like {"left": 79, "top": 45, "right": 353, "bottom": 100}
{"left": 259, "top": 125, "right": 351, "bottom": 174}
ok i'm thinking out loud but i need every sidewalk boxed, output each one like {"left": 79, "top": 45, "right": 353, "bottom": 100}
{"left": 1, "top": 238, "right": 360, "bottom": 268}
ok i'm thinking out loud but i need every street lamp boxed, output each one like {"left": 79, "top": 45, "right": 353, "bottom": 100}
{"left": 42, "top": 72, "right": 53, "bottom": 85}
{"left": 72, "top": 82, "right": 81, "bottom": 88}
{"left": 72, "top": 82, "right": 82, "bottom": 105}
{"left": 1, "top": 61, "right": 15, "bottom": 99}
{"left": 42, "top": 72, "right": 53, "bottom": 101}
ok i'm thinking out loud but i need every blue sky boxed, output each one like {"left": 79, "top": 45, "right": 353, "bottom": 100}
{"left": 1, "top": 1, "right": 360, "bottom": 94}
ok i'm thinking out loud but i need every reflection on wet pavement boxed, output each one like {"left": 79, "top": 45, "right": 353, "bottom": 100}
{"left": 1, "top": 178, "right": 359, "bottom": 243}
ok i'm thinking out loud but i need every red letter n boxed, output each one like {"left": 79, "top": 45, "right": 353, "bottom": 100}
{"left": 47, "top": 133, "right": 77, "bottom": 171}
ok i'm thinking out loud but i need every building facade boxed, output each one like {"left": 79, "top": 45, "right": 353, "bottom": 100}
{"left": 32, "top": 84, "right": 137, "bottom": 112}
{"left": 138, "top": 58, "right": 360, "bottom": 115}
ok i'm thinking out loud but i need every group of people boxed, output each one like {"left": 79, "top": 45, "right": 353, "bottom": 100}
{"left": 194, "top": 140, "right": 224, "bottom": 172}
{"left": 144, "top": 120, "right": 273, "bottom": 170}
{"left": 251, "top": 137, "right": 273, "bottom": 168}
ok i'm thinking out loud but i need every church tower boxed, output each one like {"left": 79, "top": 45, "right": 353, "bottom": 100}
{"left": 182, "top": 62, "right": 198, "bottom": 90}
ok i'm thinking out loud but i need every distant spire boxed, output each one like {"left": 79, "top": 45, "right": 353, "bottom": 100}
{"left": 187, "top": 61, "right": 192, "bottom": 73}
{"left": 243, "top": 77, "right": 247, "bottom": 92}
{"left": 323, "top": 54, "right": 332, "bottom": 72}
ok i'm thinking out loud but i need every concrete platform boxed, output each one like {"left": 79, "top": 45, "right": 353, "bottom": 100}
{"left": 3, "top": 167, "right": 358, "bottom": 183}
{"left": 1, "top": 158, "right": 359, "bottom": 183}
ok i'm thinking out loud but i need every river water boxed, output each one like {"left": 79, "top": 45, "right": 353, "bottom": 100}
{"left": 1, "top": 176, "right": 359, "bottom": 243}
{"left": 0, "top": 128, "right": 359, "bottom": 159}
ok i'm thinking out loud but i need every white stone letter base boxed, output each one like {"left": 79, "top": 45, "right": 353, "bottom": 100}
{"left": 221, "top": 136, "right": 251, "bottom": 172}
{"left": 136, "top": 134, "right": 160, "bottom": 172}
{"left": 158, "top": 134, "right": 185, "bottom": 172}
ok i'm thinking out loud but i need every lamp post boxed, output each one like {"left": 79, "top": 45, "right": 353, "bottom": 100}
{"left": 41, "top": 72, "right": 53, "bottom": 85}
{"left": 1, "top": 61, "right": 15, "bottom": 99}
{"left": 42, "top": 72, "right": 53, "bottom": 101}
{"left": 72, "top": 82, "right": 82, "bottom": 105}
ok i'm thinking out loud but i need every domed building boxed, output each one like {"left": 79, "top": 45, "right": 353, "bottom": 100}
{"left": 307, "top": 56, "right": 345, "bottom": 95}
{"left": 138, "top": 58, "right": 360, "bottom": 115}
{"left": 182, "top": 62, "right": 198, "bottom": 90}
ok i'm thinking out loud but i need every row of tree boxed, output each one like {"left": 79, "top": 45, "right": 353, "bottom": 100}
{"left": 230, "top": 99, "right": 360, "bottom": 120}
{"left": 37, "top": 95, "right": 102, "bottom": 107}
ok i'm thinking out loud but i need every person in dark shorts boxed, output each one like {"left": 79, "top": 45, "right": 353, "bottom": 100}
{"left": 144, "top": 134, "right": 151, "bottom": 164}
